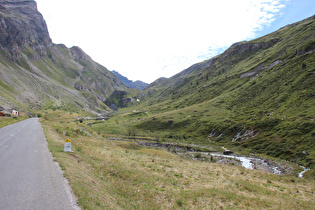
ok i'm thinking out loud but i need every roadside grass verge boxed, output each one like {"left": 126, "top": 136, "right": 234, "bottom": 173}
{"left": 40, "top": 110, "right": 315, "bottom": 209}
{"left": 0, "top": 116, "right": 27, "bottom": 128}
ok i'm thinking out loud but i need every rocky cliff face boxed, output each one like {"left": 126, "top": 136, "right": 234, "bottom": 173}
{"left": 0, "top": 0, "right": 127, "bottom": 113}
{"left": 0, "top": 0, "right": 51, "bottom": 59}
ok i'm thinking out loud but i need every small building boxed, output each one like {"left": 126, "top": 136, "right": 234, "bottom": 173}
{"left": 0, "top": 107, "right": 19, "bottom": 117}
{"left": 11, "top": 110, "right": 19, "bottom": 117}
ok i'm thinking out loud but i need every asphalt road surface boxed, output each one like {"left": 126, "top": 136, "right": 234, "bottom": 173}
{"left": 0, "top": 118, "right": 79, "bottom": 210}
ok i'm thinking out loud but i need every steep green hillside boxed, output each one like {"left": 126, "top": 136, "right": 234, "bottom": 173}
{"left": 104, "top": 89, "right": 142, "bottom": 111}
{"left": 105, "top": 15, "right": 315, "bottom": 173}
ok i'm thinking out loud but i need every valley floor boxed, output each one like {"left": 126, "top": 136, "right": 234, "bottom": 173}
{"left": 40, "top": 110, "right": 315, "bottom": 209}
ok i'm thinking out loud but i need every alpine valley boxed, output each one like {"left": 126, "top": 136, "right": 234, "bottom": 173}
{"left": 1, "top": 1, "right": 315, "bottom": 207}
{"left": 107, "top": 14, "right": 315, "bottom": 175}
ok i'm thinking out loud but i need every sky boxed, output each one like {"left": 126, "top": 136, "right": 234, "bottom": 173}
{"left": 35, "top": 0, "right": 315, "bottom": 83}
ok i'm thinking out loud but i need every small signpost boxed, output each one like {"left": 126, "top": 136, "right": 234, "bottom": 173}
{"left": 64, "top": 138, "right": 72, "bottom": 152}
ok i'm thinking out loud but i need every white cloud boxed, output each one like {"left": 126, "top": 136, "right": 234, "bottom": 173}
{"left": 36, "top": 0, "right": 288, "bottom": 83}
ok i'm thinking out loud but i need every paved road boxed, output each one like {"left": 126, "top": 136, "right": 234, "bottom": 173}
{"left": 0, "top": 118, "right": 79, "bottom": 210}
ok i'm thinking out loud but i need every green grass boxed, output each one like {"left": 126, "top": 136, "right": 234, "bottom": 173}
{"left": 98, "top": 17, "right": 315, "bottom": 176}
{"left": 1, "top": 13, "right": 315, "bottom": 209}
{"left": 41, "top": 110, "right": 315, "bottom": 209}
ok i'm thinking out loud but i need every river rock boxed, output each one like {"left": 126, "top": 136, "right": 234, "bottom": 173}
{"left": 302, "top": 151, "right": 309, "bottom": 155}
{"left": 223, "top": 150, "right": 234, "bottom": 155}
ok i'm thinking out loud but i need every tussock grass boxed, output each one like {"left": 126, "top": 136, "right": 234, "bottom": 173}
{"left": 41, "top": 110, "right": 315, "bottom": 209}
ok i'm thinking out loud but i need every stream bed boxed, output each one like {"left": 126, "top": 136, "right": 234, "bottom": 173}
{"left": 136, "top": 141, "right": 309, "bottom": 177}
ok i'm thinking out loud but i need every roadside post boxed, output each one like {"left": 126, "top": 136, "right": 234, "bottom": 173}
{"left": 64, "top": 139, "right": 72, "bottom": 152}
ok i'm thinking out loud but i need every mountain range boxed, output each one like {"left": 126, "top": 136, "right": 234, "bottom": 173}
{"left": 112, "top": 70, "right": 148, "bottom": 90}
{"left": 0, "top": 1, "right": 314, "bottom": 172}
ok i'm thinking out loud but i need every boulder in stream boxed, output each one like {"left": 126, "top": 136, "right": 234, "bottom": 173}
{"left": 223, "top": 150, "right": 234, "bottom": 155}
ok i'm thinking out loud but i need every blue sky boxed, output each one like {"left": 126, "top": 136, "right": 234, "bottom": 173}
{"left": 256, "top": 0, "right": 315, "bottom": 37}
{"left": 36, "top": 0, "right": 315, "bottom": 83}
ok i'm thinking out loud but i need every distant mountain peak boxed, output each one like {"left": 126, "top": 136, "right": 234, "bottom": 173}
{"left": 112, "top": 70, "right": 148, "bottom": 90}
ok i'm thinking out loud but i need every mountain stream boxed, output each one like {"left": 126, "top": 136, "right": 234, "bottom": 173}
{"left": 136, "top": 142, "right": 309, "bottom": 177}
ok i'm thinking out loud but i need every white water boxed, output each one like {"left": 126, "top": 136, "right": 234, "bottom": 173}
{"left": 210, "top": 153, "right": 282, "bottom": 174}
{"left": 298, "top": 166, "right": 310, "bottom": 178}
{"left": 212, "top": 153, "right": 313, "bottom": 176}
{"left": 220, "top": 146, "right": 312, "bottom": 176}
{"left": 139, "top": 143, "right": 308, "bottom": 177}
{"left": 212, "top": 153, "right": 254, "bottom": 169}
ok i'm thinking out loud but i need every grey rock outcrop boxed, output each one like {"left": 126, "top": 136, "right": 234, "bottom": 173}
{"left": 0, "top": 0, "right": 52, "bottom": 59}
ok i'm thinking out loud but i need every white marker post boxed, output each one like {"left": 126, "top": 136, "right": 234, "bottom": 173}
{"left": 64, "top": 139, "right": 72, "bottom": 152}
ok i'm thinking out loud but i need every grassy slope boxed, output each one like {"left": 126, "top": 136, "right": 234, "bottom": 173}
{"left": 98, "top": 16, "right": 315, "bottom": 172}
{"left": 41, "top": 110, "right": 315, "bottom": 209}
